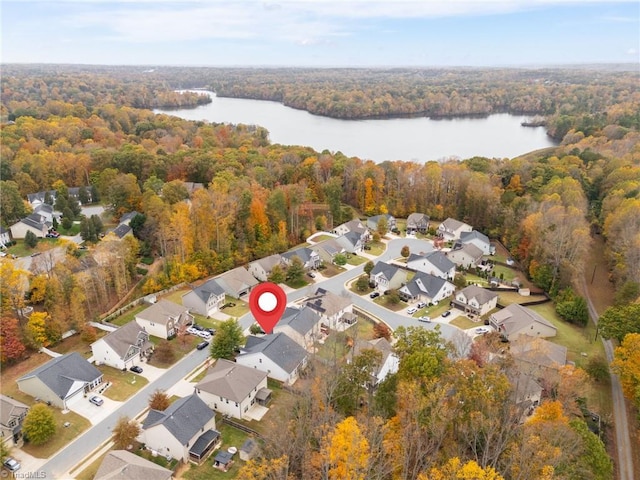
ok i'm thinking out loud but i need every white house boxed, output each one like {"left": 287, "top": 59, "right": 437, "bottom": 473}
{"left": 406, "top": 251, "right": 456, "bottom": 280}
{"left": 490, "top": 304, "right": 557, "bottom": 342}
{"left": 398, "top": 272, "right": 455, "bottom": 305}
{"left": 332, "top": 219, "right": 368, "bottom": 237}
{"left": 9, "top": 214, "right": 49, "bottom": 239}
{"left": 335, "top": 231, "right": 366, "bottom": 254}
{"left": 135, "top": 299, "right": 194, "bottom": 339}
{"left": 91, "top": 321, "right": 153, "bottom": 370}
{"left": 459, "top": 230, "right": 495, "bottom": 255}
{"left": 0, "top": 227, "right": 12, "bottom": 247}
{"left": 248, "top": 254, "right": 283, "bottom": 282}
{"left": 452, "top": 285, "right": 498, "bottom": 317}
{"left": 195, "top": 359, "right": 270, "bottom": 420}
{"left": 351, "top": 337, "right": 399, "bottom": 385}
{"left": 304, "top": 288, "right": 354, "bottom": 330}
{"left": 139, "top": 393, "right": 218, "bottom": 463}
{"left": 438, "top": 218, "right": 472, "bottom": 241}
{"left": 236, "top": 333, "right": 308, "bottom": 385}
{"left": 310, "top": 239, "right": 345, "bottom": 264}
{"left": 406, "top": 213, "right": 430, "bottom": 234}
{"left": 17, "top": 353, "right": 104, "bottom": 409}
{"left": 182, "top": 279, "right": 226, "bottom": 317}
{"left": 281, "top": 247, "right": 321, "bottom": 270}
{"left": 447, "top": 243, "right": 484, "bottom": 269}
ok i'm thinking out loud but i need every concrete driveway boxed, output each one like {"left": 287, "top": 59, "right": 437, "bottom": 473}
{"left": 67, "top": 393, "right": 123, "bottom": 426}
{"left": 133, "top": 363, "right": 166, "bottom": 382}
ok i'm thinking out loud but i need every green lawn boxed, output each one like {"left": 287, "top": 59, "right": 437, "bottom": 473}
{"left": 367, "top": 241, "right": 386, "bottom": 256}
{"left": 491, "top": 264, "right": 518, "bottom": 282}
{"left": 316, "top": 319, "right": 375, "bottom": 362}
{"left": 346, "top": 254, "right": 367, "bottom": 266}
{"left": 220, "top": 296, "right": 249, "bottom": 317}
{"left": 22, "top": 408, "right": 91, "bottom": 459}
{"left": 450, "top": 316, "right": 480, "bottom": 330}
{"left": 97, "top": 365, "right": 150, "bottom": 401}
{"left": 182, "top": 424, "right": 251, "bottom": 480}
{"left": 311, "top": 234, "right": 336, "bottom": 243}
{"left": 108, "top": 304, "right": 147, "bottom": 326}
{"left": 497, "top": 291, "right": 548, "bottom": 306}
{"left": 148, "top": 336, "right": 202, "bottom": 368}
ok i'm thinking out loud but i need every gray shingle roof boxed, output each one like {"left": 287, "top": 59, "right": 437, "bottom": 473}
{"left": 96, "top": 321, "right": 151, "bottom": 360}
{"left": 491, "top": 304, "right": 556, "bottom": 338}
{"left": 142, "top": 393, "right": 214, "bottom": 445}
{"left": 249, "top": 254, "right": 282, "bottom": 272}
{"left": 305, "top": 288, "right": 351, "bottom": 317}
{"left": 400, "top": 271, "right": 447, "bottom": 298}
{"left": 216, "top": 267, "right": 259, "bottom": 294}
{"left": 277, "top": 306, "right": 321, "bottom": 336}
{"left": 459, "top": 285, "right": 498, "bottom": 305}
{"left": 441, "top": 217, "right": 469, "bottom": 232}
{"left": 282, "top": 247, "right": 315, "bottom": 264}
{"left": 196, "top": 359, "right": 267, "bottom": 402}
{"left": 191, "top": 279, "right": 226, "bottom": 303}
{"left": 509, "top": 336, "right": 567, "bottom": 368}
{"left": 460, "top": 230, "right": 490, "bottom": 246}
{"left": 423, "top": 251, "right": 455, "bottom": 273}
{"left": 240, "top": 333, "right": 307, "bottom": 374}
{"left": 0, "top": 395, "right": 29, "bottom": 428}
{"left": 94, "top": 450, "right": 173, "bottom": 480}
{"left": 406, "top": 213, "right": 430, "bottom": 228}
{"left": 136, "top": 299, "right": 189, "bottom": 326}
{"left": 112, "top": 224, "right": 132, "bottom": 239}
{"left": 18, "top": 352, "right": 102, "bottom": 400}
{"left": 370, "top": 261, "right": 402, "bottom": 281}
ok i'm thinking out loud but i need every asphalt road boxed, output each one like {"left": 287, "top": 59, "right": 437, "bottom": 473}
{"left": 583, "top": 278, "right": 633, "bottom": 480}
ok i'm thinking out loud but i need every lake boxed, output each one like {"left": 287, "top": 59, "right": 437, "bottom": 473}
{"left": 155, "top": 91, "right": 558, "bottom": 163}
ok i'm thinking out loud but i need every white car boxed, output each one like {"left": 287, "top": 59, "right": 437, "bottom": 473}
{"left": 418, "top": 316, "right": 431, "bottom": 323}
{"left": 407, "top": 307, "right": 418, "bottom": 315}
{"left": 197, "top": 331, "right": 211, "bottom": 339}
{"left": 475, "top": 327, "right": 490, "bottom": 334}
{"left": 187, "top": 327, "right": 199, "bottom": 335}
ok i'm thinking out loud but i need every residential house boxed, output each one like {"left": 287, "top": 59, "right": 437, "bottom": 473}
{"left": 281, "top": 247, "right": 321, "bottom": 270}
{"left": 215, "top": 267, "right": 259, "bottom": 299}
{"left": 367, "top": 214, "right": 396, "bottom": 232}
{"left": 509, "top": 336, "right": 567, "bottom": 375}
{"left": 33, "top": 203, "right": 58, "bottom": 225}
{"left": 0, "top": 226, "right": 12, "bottom": 247}
{"left": 304, "top": 288, "right": 354, "bottom": 330}
{"left": 398, "top": 272, "right": 455, "bottom": 305}
{"left": 68, "top": 186, "right": 93, "bottom": 205}
{"left": 17, "top": 352, "right": 104, "bottom": 409}
{"left": 406, "top": 213, "right": 430, "bottom": 234}
{"left": 310, "top": 238, "right": 345, "bottom": 264}
{"left": 452, "top": 285, "right": 499, "bottom": 317}
{"left": 447, "top": 243, "right": 484, "bottom": 269}
{"left": 406, "top": 251, "right": 456, "bottom": 280}
{"left": 182, "top": 279, "right": 226, "bottom": 317}
{"left": 195, "top": 359, "right": 270, "bottom": 420}
{"left": 437, "top": 218, "right": 472, "bottom": 241}
{"left": 139, "top": 393, "right": 218, "bottom": 463}
{"left": 236, "top": 333, "right": 308, "bottom": 385}
{"left": 351, "top": 337, "right": 399, "bottom": 385}
{"left": 508, "top": 371, "right": 543, "bottom": 419}
{"left": 248, "top": 254, "right": 283, "bottom": 282}
{"left": 9, "top": 213, "right": 50, "bottom": 239}
{"left": 369, "top": 262, "right": 409, "bottom": 292}
{"left": 0, "top": 395, "right": 29, "bottom": 447}
{"left": 332, "top": 219, "right": 368, "bottom": 237}
{"left": 458, "top": 230, "right": 495, "bottom": 255}
{"left": 94, "top": 450, "right": 173, "bottom": 480}
{"left": 91, "top": 320, "right": 153, "bottom": 370}
{"left": 27, "top": 190, "right": 56, "bottom": 207}
{"left": 335, "top": 231, "right": 366, "bottom": 254}
{"left": 489, "top": 304, "right": 557, "bottom": 341}
{"left": 111, "top": 223, "right": 133, "bottom": 239}
{"left": 119, "top": 211, "right": 140, "bottom": 226}
{"left": 135, "top": 299, "right": 194, "bottom": 339}
{"left": 273, "top": 306, "right": 323, "bottom": 350}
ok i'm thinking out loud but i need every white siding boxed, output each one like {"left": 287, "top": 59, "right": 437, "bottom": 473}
{"left": 236, "top": 353, "right": 298, "bottom": 385}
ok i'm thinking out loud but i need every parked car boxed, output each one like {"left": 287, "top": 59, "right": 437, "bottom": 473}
{"left": 191, "top": 324, "right": 204, "bottom": 331}
{"left": 46, "top": 232, "right": 60, "bottom": 238}
{"left": 3, "top": 457, "right": 21, "bottom": 472}
{"left": 416, "top": 302, "right": 427, "bottom": 309}
{"left": 418, "top": 316, "right": 431, "bottom": 323}
{"left": 187, "top": 326, "right": 199, "bottom": 335}
{"left": 363, "top": 244, "right": 372, "bottom": 250}
{"left": 89, "top": 395, "right": 104, "bottom": 406}
{"left": 129, "top": 365, "right": 143, "bottom": 374}
{"left": 204, "top": 328, "right": 216, "bottom": 335}
{"left": 196, "top": 341, "right": 210, "bottom": 350}
{"left": 197, "top": 331, "right": 211, "bottom": 339}
{"left": 369, "top": 291, "right": 380, "bottom": 299}
{"left": 307, "top": 271, "right": 316, "bottom": 278}
{"left": 441, "top": 310, "right": 452, "bottom": 318}
{"left": 475, "top": 327, "right": 490, "bottom": 334}
{"left": 407, "top": 307, "right": 418, "bottom": 315}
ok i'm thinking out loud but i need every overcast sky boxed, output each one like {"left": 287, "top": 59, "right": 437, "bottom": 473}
{"left": 2, "top": 0, "right": 638, "bottom": 67}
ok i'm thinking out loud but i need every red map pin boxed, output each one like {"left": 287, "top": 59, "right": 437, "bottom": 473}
{"left": 249, "top": 282, "right": 287, "bottom": 334}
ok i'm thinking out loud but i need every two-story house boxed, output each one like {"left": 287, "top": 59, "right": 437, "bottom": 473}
{"left": 236, "top": 333, "right": 308, "bottom": 385}
{"left": 446, "top": 243, "right": 484, "bottom": 269}
{"left": 182, "top": 279, "right": 226, "bottom": 318}
{"left": 369, "top": 262, "right": 409, "bottom": 292}
{"left": 367, "top": 214, "right": 396, "bottom": 233}
{"left": 398, "top": 272, "right": 455, "bottom": 305}
{"left": 281, "top": 247, "right": 321, "bottom": 270}
{"left": 406, "top": 213, "right": 430, "bottom": 234}
{"left": 0, "top": 395, "right": 29, "bottom": 447}
{"left": 273, "top": 306, "right": 323, "bottom": 350}
{"left": 458, "top": 230, "right": 495, "bottom": 255}
{"left": 406, "top": 251, "right": 456, "bottom": 280}
{"left": 304, "top": 288, "right": 353, "bottom": 330}
{"left": 135, "top": 299, "right": 194, "bottom": 339}
{"left": 437, "top": 218, "right": 472, "bottom": 241}
{"left": 248, "top": 254, "right": 283, "bottom": 282}
{"left": 91, "top": 320, "right": 153, "bottom": 370}
{"left": 452, "top": 285, "right": 498, "bottom": 317}
{"left": 490, "top": 304, "right": 557, "bottom": 341}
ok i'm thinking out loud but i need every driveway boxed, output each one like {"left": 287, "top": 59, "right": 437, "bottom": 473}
{"left": 133, "top": 363, "right": 166, "bottom": 382}
{"left": 67, "top": 393, "right": 123, "bottom": 426}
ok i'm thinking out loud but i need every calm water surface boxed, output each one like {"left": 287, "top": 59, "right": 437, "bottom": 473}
{"left": 155, "top": 91, "right": 557, "bottom": 163}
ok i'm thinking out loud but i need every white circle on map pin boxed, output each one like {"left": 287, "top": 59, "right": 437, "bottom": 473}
{"left": 258, "top": 292, "right": 278, "bottom": 312}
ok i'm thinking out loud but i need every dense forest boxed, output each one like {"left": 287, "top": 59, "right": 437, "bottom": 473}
{"left": 0, "top": 65, "right": 639, "bottom": 479}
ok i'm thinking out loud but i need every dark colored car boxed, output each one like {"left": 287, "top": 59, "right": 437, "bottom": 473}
{"left": 129, "top": 365, "right": 143, "bottom": 374}
{"left": 363, "top": 245, "right": 372, "bottom": 250}
{"left": 442, "top": 310, "right": 452, "bottom": 318}
{"left": 192, "top": 324, "right": 204, "bottom": 331}
{"left": 369, "top": 292, "right": 380, "bottom": 299}
{"left": 205, "top": 328, "right": 216, "bottom": 335}
{"left": 196, "top": 341, "right": 210, "bottom": 350}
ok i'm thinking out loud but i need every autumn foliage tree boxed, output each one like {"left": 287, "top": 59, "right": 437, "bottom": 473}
{"left": 148, "top": 390, "right": 171, "bottom": 411}
{"left": 0, "top": 316, "right": 26, "bottom": 364}
{"left": 23, "top": 404, "right": 56, "bottom": 445}
{"left": 320, "top": 416, "right": 370, "bottom": 480}
{"left": 611, "top": 333, "right": 640, "bottom": 410}
{"left": 112, "top": 416, "right": 140, "bottom": 450}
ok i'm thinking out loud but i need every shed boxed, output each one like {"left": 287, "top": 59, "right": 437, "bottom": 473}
{"left": 214, "top": 450, "right": 235, "bottom": 471}
{"left": 239, "top": 438, "right": 260, "bottom": 461}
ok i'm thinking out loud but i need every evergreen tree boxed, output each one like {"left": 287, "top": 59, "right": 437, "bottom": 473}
{"left": 210, "top": 318, "right": 245, "bottom": 359}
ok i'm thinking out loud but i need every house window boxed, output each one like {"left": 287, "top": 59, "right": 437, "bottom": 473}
{"left": 235, "top": 402, "right": 238, "bottom": 407}
{"left": 259, "top": 359, "right": 262, "bottom": 363}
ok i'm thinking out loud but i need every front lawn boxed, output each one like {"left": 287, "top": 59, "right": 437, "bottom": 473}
{"left": 22, "top": 408, "right": 91, "bottom": 459}
{"left": 148, "top": 335, "right": 201, "bottom": 368}
{"left": 367, "top": 241, "right": 386, "bottom": 256}
{"left": 346, "top": 254, "right": 367, "bottom": 266}
{"left": 450, "top": 316, "right": 480, "bottom": 330}
{"left": 220, "top": 296, "right": 249, "bottom": 317}
{"left": 97, "top": 365, "right": 150, "bottom": 401}
{"left": 373, "top": 296, "right": 406, "bottom": 312}
{"left": 318, "top": 264, "right": 346, "bottom": 278}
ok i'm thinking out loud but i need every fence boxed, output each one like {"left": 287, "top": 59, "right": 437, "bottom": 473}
{"left": 221, "top": 417, "right": 263, "bottom": 439}
{"left": 101, "top": 282, "right": 187, "bottom": 323}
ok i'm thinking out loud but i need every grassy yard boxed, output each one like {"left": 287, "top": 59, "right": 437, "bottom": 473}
{"left": 52, "top": 331, "right": 105, "bottom": 359}
{"left": 311, "top": 234, "right": 336, "bottom": 243}
{"left": 108, "top": 304, "right": 147, "bottom": 327}
{"left": 22, "top": 408, "right": 92, "bottom": 459}
{"left": 497, "top": 291, "right": 548, "bottom": 306}
{"left": 346, "top": 254, "right": 367, "bottom": 266}
{"left": 318, "top": 263, "right": 346, "bottom": 278}
{"left": 97, "top": 365, "right": 150, "bottom": 401}
{"left": 181, "top": 424, "right": 251, "bottom": 480}
{"left": 373, "top": 296, "right": 407, "bottom": 311}
{"left": 148, "top": 335, "right": 202, "bottom": 368}
{"left": 491, "top": 264, "right": 518, "bottom": 282}
{"left": 367, "top": 241, "right": 386, "bottom": 256}
{"left": 450, "top": 316, "right": 481, "bottom": 330}
{"left": 220, "top": 296, "right": 249, "bottom": 317}
{"left": 315, "top": 319, "right": 375, "bottom": 363}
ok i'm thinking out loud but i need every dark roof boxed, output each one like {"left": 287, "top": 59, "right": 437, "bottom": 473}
{"left": 423, "top": 251, "right": 455, "bottom": 273}
{"left": 18, "top": 214, "right": 48, "bottom": 230}
{"left": 240, "top": 333, "right": 307, "bottom": 374}
{"left": 18, "top": 352, "right": 102, "bottom": 400}
{"left": 96, "top": 321, "right": 151, "bottom": 360}
{"left": 119, "top": 211, "right": 140, "bottom": 225}
{"left": 26, "top": 191, "right": 56, "bottom": 204}
{"left": 112, "top": 224, "right": 132, "bottom": 239}
{"left": 459, "top": 285, "right": 498, "bottom": 305}
{"left": 190, "top": 279, "right": 226, "bottom": 303}
{"left": 142, "top": 394, "right": 214, "bottom": 445}
{"left": 370, "top": 261, "right": 402, "bottom": 281}
{"left": 240, "top": 438, "right": 258, "bottom": 454}
{"left": 460, "top": 230, "right": 490, "bottom": 245}
{"left": 282, "top": 247, "right": 315, "bottom": 264}
{"left": 214, "top": 450, "right": 234, "bottom": 465}
{"left": 305, "top": 288, "right": 351, "bottom": 317}
{"left": 400, "top": 272, "right": 448, "bottom": 298}
{"left": 277, "top": 306, "right": 321, "bottom": 336}
{"left": 189, "top": 429, "right": 220, "bottom": 457}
